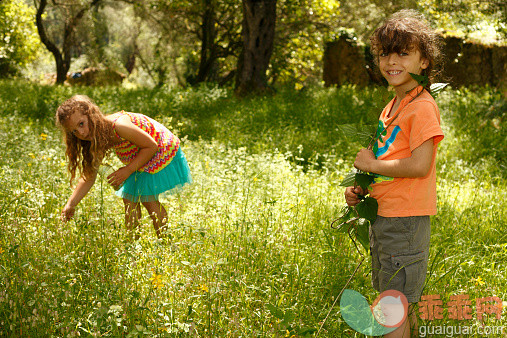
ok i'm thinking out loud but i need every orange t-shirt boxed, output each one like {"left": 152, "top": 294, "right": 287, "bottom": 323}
{"left": 369, "top": 86, "right": 444, "bottom": 217}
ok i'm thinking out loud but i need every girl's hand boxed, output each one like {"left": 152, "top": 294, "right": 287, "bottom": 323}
{"left": 61, "top": 203, "right": 76, "bottom": 222}
{"left": 354, "top": 148, "right": 376, "bottom": 173}
{"left": 107, "top": 166, "right": 133, "bottom": 188}
{"left": 345, "top": 186, "right": 368, "bottom": 207}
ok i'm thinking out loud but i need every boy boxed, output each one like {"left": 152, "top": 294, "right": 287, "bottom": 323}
{"left": 345, "top": 10, "right": 444, "bottom": 337}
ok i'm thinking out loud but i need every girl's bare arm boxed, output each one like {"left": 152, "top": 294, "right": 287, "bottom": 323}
{"left": 61, "top": 173, "right": 97, "bottom": 221}
{"left": 107, "top": 115, "right": 158, "bottom": 187}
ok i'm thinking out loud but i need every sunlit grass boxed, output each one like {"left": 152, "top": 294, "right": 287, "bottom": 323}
{"left": 0, "top": 80, "right": 505, "bottom": 336}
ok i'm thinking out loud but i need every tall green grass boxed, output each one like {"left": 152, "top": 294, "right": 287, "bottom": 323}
{"left": 0, "top": 80, "right": 505, "bottom": 336}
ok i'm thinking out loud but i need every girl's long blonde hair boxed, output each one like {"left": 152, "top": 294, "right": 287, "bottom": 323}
{"left": 56, "top": 95, "right": 114, "bottom": 185}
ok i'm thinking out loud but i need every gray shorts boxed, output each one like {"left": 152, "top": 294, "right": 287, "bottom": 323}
{"left": 370, "top": 216, "right": 430, "bottom": 303}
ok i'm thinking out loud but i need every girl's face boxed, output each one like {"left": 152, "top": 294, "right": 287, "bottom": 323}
{"left": 378, "top": 47, "right": 429, "bottom": 96}
{"left": 64, "top": 112, "right": 92, "bottom": 141}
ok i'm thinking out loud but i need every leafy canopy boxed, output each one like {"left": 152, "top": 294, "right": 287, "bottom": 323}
{"left": 0, "top": 0, "right": 40, "bottom": 76}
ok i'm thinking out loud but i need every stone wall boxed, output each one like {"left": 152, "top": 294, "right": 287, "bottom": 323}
{"left": 323, "top": 36, "right": 371, "bottom": 87}
{"left": 66, "top": 67, "right": 126, "bottom": 86}
{"left": 323, "top": 35, "right": 507, "bottom": 89}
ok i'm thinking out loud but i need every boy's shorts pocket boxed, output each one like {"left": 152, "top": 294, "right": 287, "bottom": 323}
{"left": 390, "top": 251, "right": 428, "bottom": 303}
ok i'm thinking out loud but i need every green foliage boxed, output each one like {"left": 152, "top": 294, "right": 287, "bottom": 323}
{"left": 0, "top": 80, "right": 506, "bottom": 335}
{"left": 437, "top": 86, "right": 506, "bottom": 177}
{"left": 417, "top": 0, "right": 506, "bottom": 41}
{"left": 271, "top": 0, "right": 341, "bottom": 86}
{"left": 0, "top": 0, "right": 41, "bottom": 77}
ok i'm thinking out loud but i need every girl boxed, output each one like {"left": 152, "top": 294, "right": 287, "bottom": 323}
{"left": 345, "top": 10, "right": 444, "bottom": 338}
{"left": 56, "top": 95, "right": 192, "bottom": 239}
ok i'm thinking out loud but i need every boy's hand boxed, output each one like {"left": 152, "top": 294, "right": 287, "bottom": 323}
{"left": 61, "top": 203, "right": 75, "bottom": 222}
{"left": 345, "top": 186, "right": 368, "bottom": 207}
{"left": 354, "top": 148, "right": 376, "bottom": 173}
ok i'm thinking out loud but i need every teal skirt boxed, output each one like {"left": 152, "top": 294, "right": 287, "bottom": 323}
{"left": 115, "top": 148, "right": 192, "bottom": 202}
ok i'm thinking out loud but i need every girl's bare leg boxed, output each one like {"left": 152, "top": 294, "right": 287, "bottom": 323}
{"left": 142, "top": 201, "right": 168, "bottom": 238}
{"left": 123, "top": 198, "right": 141, "bottom": 240}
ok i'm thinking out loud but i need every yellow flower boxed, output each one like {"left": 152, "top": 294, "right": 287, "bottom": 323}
{"left": 284, "top": 330, "right": 296, "bottom": 338}
{"left": 28, "top": 153, "right": 35, "bottom": 159}
{"left": 473, "top": 276, "right": 486, "bottom": 286}
{"left": 27, "top": 163, "right": 32, "bottom": 167}
{"left": 149, "top": 273, "right": 164, "bottom": 289}
{"left": 0, "top": 248, "right": 4, "bottom": 254}
{"left": 199, "top": 284, "right": 209, "bottom": 293}
{"left": 40, "top": 133, "right": 48, "bottom": 140}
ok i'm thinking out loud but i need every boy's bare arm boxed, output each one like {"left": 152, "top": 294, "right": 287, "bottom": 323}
{"left": 354, "top": 138, "right": 434, "bottom": 178}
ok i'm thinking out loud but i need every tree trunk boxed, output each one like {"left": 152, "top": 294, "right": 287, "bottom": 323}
{"left": 35, "top": 0, "right": 67, "bottom": 84}
{"left": 35, "top": 0, "right": 101, "bottom": 85}
{"left": 195, "top": 0, "right": 217, "bottom": 83}
{"left": 235, "top": 0, "right": 277, "bottom": 96}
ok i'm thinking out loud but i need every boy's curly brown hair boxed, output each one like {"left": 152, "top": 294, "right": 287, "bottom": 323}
{"left": 56, "top": 95, "right": 114, "bottom": 185}
{"left": 370, "top": 9, "right": 443, "bottom": 90}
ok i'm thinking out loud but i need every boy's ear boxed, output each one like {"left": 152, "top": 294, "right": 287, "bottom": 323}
{"left": 421, "top": 58, "right": 429, "bottom": 70}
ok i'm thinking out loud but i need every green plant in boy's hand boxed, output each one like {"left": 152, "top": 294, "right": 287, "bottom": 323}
{"left": 334, "top": 126, "right": 378, "bottom": 254}
{"left": 332, "top": 175, "right": 378, "bottom": 254}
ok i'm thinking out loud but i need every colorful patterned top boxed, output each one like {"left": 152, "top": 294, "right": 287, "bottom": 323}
{"left": 111, "top": 111, "right": 180, "bottom": 174}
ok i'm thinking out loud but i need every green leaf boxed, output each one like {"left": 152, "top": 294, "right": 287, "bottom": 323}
{"left": 332, "top": 207, "right": 356, "bottom": 233}
{"left": 430, "top": 83, "right": 449, "bottom": 98}
{"left": 284, "top": 310, "right": 296, "bottom": 323}
{"left": 266, "top": 303, "right": 284, "bottom": 320}
{"left": 339, "top": 171, "right": 356, "bottom": 187}
{"left": 337, "top": 124, "right": 376, "bottom": 146}
{"left": 409, "top": 72, "right": 428, "bottom": 87}
{"left": 355, "top": 197, "right": 378, "bottom": 223}
{"left": 354, "top": 220, "right": 370, "bottom": 252}
{"left": 355, "top": 173, "right": 375, "bottom": 190}
{"left": 298, "top": 327, "right": 318, "bottom": 336}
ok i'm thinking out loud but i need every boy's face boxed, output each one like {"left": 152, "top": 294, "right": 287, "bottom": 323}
{"left": 378, "top": 47, "right": 429, "bottom": 95}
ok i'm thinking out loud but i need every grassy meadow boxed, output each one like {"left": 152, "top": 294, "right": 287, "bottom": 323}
{"left": 0, "top": 80, "right": 505, "bottom": 337}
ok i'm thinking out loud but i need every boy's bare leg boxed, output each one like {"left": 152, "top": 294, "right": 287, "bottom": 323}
{"left": 142, "top": 201, "right": 168, "bottom": 238}
{"left": 383, "top": 303, "right": 417, "bottom": 338}
{"left": 408, "top": 304, "right": 418, "bottom": 337}
{"left": 123, "top": 198, "right": 141, "bottom": 240}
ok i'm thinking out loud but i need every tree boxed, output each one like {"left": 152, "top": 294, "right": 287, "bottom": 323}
{"left": 35, "top": 0, "right": 102, "bottom": 84}
{"left": 124, "top": 0, "right": 242, "bottom": 86}
{"left": 194, "top": 0, "right": 242, "bottom": 84}
{"left": 235, "top": 0, "right": 277, "bottom": 95}
{"left": 0, "top": 0, "right": 40, "bottom": 77}
{"left": 269, "top": 0, "right": 340, "bottom": 86}
{"left": 417, "top": 0, "right": 506, "bottom": 40}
